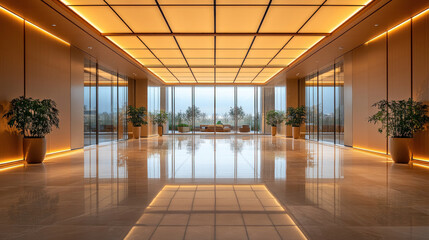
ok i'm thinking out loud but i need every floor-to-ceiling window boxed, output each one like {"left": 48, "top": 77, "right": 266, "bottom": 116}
{"left": 83, "top": 58, "right": 128, "bottom": 146}
{"left": 84, "top": 58, "right": 97, "bottom": 146}
{"left": 174, "top": 87, "right": 192, "bottom": 134}
{"left": 148, "top": 84, "right": 161, "bottom": 136}
{"left": 194, "top": 87, "right": 214, "bottom": 134}
{"left": 302, "top": 62, "right": 344, "bottom": 145}
{"left": 216, "top": 87, "right": 235, "bottom": 133}
{"left": 165, "top": 86, "right": 270, "bottom": 135}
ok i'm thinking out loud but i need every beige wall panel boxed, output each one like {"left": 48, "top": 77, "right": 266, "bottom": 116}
{"left": 25, "top": 23, "right": 71, "bottom": 153}
{"left": 352, "top": 34, "right": 387, "bottom": 152}
{"left": 343, "top": 52, "right": 353, "bottom": 147}
{"left": 70, "top": 46, "right": 85, "bottom": 149}
{"left": 388, "top": 22, "right": 412, "bottom": 101}
{"left": 412, "top": 14, "right": 429, "bottom": 160}
{"left": 0, "top": 11, "right": 24, "bottom": 163}
{"left": 135, "top": 78, "right": 148, "bottom": 137}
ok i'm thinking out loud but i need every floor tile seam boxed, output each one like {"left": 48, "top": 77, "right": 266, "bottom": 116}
{"left": 147, "top": 187, "right": 180, "bottom": 240}
{"left": 232, "top": 188, "right": 250, "bottom": 240}
{"left": 182, "top": 187, "right": 198, "bottom": 240}
{"left": 253, "top": 186, "right": 283, "bottom": 239}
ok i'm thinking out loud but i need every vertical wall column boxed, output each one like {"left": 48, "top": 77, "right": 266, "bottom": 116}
{"left": 135, "top": 78, "right": 148, "bottom": 137}
{"left": 286, "top": 78, "right": 299, "bottom": 137}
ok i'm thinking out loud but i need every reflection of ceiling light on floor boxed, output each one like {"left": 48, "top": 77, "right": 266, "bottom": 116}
{"left": 124, "top": 185, "right": 308, "bottom": 240}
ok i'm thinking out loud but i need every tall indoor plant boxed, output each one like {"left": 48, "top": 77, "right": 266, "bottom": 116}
{"left": 3, "top": 96, "right": 59, "bottom": 163}
{"left": 127, "top": 105, "right": 147, "bottom": 139}
{"left": 369, "top": 98, "right": 429, "bottom": 163}
{"left": 285, "top": 106, "right": 306, "bottom": 139}
{"left": 151, "top": 110, "right": 168, "bottom": 136}
{"left": 265, "top": 110, "right": 284, "bottom": 136}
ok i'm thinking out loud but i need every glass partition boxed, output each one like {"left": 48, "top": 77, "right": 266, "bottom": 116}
{"left": 302, "top": 62, "right": 344, "bottom": 145}
{"left": 98, "top": 67, "right": 117, "bottom": 143}
{"left": 84, "top": 59, "right": 97, "bottom": 146}
{"left": 216, "top": 87, "right": 235, "bottom": 134}
{"left": 194, "top": 87, "right": 214, "bottom": 134}
{"left": 237, "top": 87, "right": 255, "bottom": 134}
{"left": 118, "top": 75, "right": 128, "bottom": 140}
{"left": 174, "top": 87, "right": 192, "bottom": 134}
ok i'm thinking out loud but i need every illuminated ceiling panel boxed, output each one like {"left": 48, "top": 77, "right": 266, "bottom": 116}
{"left": 176, "top": 36, "right": 214, "bottom": 49}
{"left": 216, "top": 6, "right": 266, "bottom": 33}
{"left": 162, "top": 6, "right": 214, "bottom": 32}
{"left": 112, "top": 7, "right": 170, "bottom": 33}
{"left": 69, "top": 6, "right": 129, "bottom": 33}
{"left": 300, "top": 6, "right": 364, "bottom": 33}
{"left": 60, "top": 0, "right": 373, "bottom": 84}
{"left": 106, "top": 36, "right": 145, "bottom": 49}
{"left": 260, "top": 6, "right": 318, "bottom": 33}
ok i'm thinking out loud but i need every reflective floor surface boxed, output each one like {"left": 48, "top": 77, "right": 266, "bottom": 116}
{"left": 1, "top": 135, "right": 429, "bottom": 239}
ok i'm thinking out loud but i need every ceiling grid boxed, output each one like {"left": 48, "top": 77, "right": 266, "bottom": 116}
{"left": 61, "top": 0, "right": 372, "bottom": 84}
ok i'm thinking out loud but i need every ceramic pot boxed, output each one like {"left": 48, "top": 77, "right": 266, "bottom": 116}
{"left": 271, "top": 126, "right": 277, "bottom": 136}
{"left": 23, "top": 137, "right": 47, "bottom": 164}
{"left": 158, "top": 126, "right": 163, "bottom": 136}
{"left": 389, "top": 137, "right": 413, "bottom": 164}
{"left": 292, "top": 127, "right": 300, "bottom": 139}
{"left": 132, "top": 126, "right": 141, "bottom": 139}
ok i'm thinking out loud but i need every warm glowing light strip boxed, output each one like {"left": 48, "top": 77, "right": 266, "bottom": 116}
{"left": 328, "top": 6, "right": 365, "bottom": 33}
{"left": 388, "top": 19, "right": 411, "bottom": 33}
{"left": 366, "top": 8, "right": 429, "bottom": 44}
{"left": 0, "top": 164, "right": 24, "bottom": 171}
{"left": 0, "top": 5, "right": 23, "bottom": 21}
{"left": 0, "top": 5, "right": 69, "bottom": 46}
{"left": 0, "top": 159, "right": 24, "bottom": 166}
{"left": 412, "top": 163, "right": 429, "bottom": 169}
{"left": 353, "top": 146, "right": 388, "bottom": 155}
{"left": 413, "top": 158, "right": 429, "bottom": 162}
{"left": 26, "top": 21, "right": 69, "bottom": 45}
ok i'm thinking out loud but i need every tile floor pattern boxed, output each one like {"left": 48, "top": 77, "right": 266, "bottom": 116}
{"left": 124, "top": 185, "right": 306, "bottom": 240}
{"left": 1, "top": 135, "right": 429, "bottom": 239}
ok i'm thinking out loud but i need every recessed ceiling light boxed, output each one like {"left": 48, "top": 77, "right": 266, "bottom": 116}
{"left": 52, "top": 24, "right": 56, "bottom": 27}
{"left": 296, "top": 73, "right": 300, "bottom": 76}
{"left": 374, "top": 24, "right": 379, "bottom": 27}
{"left": 88, "top": 46, "right": 92, "bottom": 50}
{"left": 339, "top": 46, "right": 344, "bottom": 50}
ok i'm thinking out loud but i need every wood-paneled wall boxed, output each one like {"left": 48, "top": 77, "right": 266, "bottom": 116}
{"left": 348, "top": 11, "right": 429, "bottom": 158}
{"left": 0, "top": 8, "right": 85, "bottom": 163}
{"left": 0, "top": 11, "right": 24, "bottom": 163}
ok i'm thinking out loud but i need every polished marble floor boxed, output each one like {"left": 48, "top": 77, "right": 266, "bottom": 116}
{"left": 1, "top": 135, "right": 429, "bottom": 239}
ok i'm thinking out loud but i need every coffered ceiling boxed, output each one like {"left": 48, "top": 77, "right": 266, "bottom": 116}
{"left": 60, "top": 0, "right": 372, "bottom": 84}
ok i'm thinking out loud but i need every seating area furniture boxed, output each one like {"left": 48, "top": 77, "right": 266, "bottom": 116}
{"left": 239, "top": 124, "right": 250, "bottom": 133}
{"left": 200, "top": 124, "right": 232, "bottom": 132}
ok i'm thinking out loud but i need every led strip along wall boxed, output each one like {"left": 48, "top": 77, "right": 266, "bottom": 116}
{"left": 358, "top": 7, "right": 429, "bottom": 166}
{"left": 0, "top": 5, "right": 70, "bottom": 170}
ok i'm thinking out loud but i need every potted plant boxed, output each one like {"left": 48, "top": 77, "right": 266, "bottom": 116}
{"left": 265, "top": 110, "right": 284, "bottom": 136}
{"left": 151, "top": 110, "right": 168, "bottom": 136}
{"left": 285, "top": 106, "right": 306, "bottom": 139}
{"left": 127, "top": 105, "right": 147, "bottom": 139}
{"left": 3, "top": 96, "right": 59, "bottom": 163}
{"left": 369, "top": 98, "right": 429, "bottom": 163}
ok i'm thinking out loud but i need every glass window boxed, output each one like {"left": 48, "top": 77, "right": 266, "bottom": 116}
{"left": 194, "top": 87, "right": 214, "bottom": 134}
{"left": 174, "top": 87, "right": 192, "bottom": 134}
{"left": 98, "top": 67, "right": 118, "bottom": 143}
{"left": 237, "top": 87, "right": 255, "bottom": 134}
{"left": 216, "top": 87, "right": 235, "bottom": 134}
{"left": 118, "top": 75, "right": 128, "bottom": 140}
{"left": 84, "top": 58, "right": 97, "bottom": 146}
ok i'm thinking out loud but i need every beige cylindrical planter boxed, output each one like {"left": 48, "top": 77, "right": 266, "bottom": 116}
{"left": 132, "top": 126, "right": 141, "bottom": 139}
{"left": 292, "top": 127, "right": 300, "bottom": 139}
{"left": 271, "top": 126, "right": 277, "bottom": 136}
{"left": 158, "top": 126, "right": 163, "bottom": 136}
{"left": 23, "top": 137, "right": 47, "bottom": 164}
{"left": 389, "top": 137, "right": 413, "bottom": 164}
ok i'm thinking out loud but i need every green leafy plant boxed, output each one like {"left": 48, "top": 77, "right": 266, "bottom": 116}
{"left": 178, "top": 123, "right": 189, "bottom": 128}
{"left": 369, "top": 98, "right": 429, "bottom": 138}
{"left": 151, "top": 110, "right": 168, "bottom": 127}
{"left": 127, "top": 105, "right": 147, "bottom": 127}
{"left": 2, "top": 96, "right": 59, "bottom": 138}
{"left": 216, "top": 120, "right": 223, "bottom": 125}
{"left": 185, "top": 106, "right": 202, "bottom": 124}
{"left": 265, "top": 110, "right": 284, "bottom": 127}
{"left": 285, "top": 106, "right": 306, "bottom": 127}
